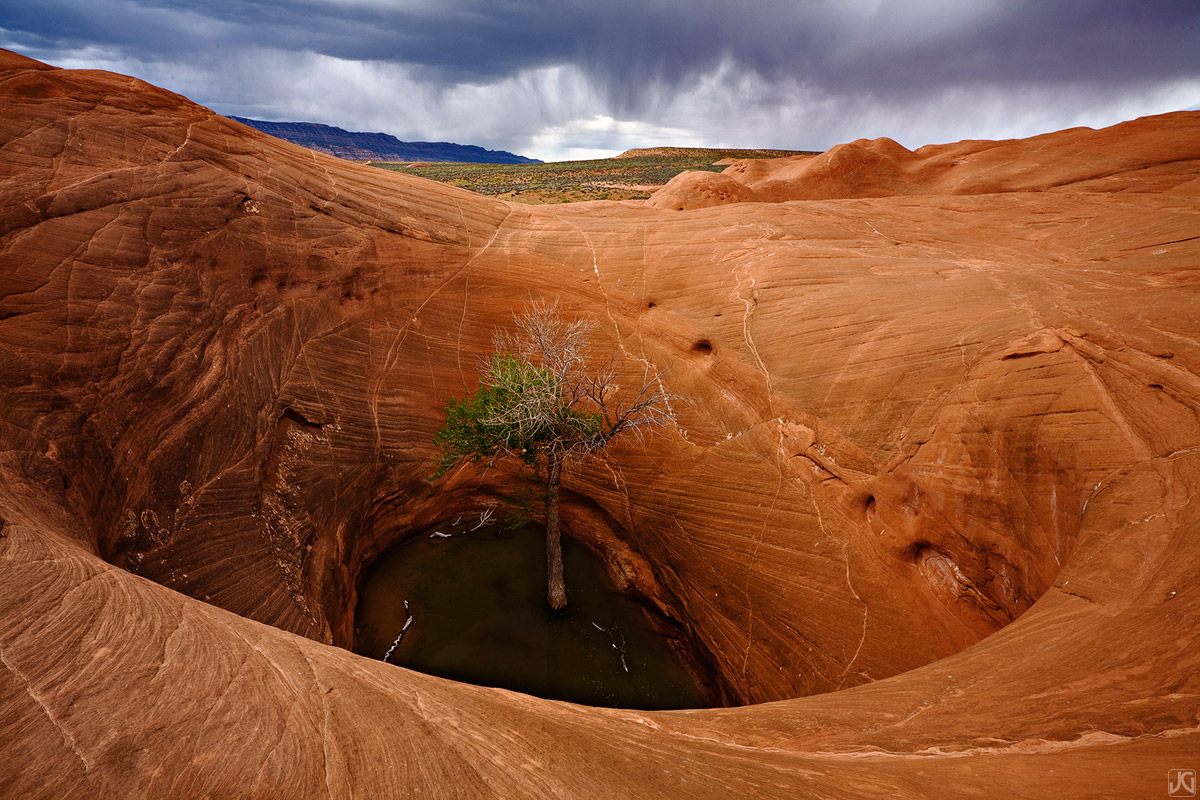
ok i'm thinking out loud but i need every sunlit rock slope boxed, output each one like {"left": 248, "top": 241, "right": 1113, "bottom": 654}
{"left": 1, "top": 49, "right": 1198, "bottom": 797}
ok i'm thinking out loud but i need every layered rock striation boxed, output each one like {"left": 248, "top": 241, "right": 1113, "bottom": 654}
{"left": 1, "top": 48, "right": 1198, "bottom": 797}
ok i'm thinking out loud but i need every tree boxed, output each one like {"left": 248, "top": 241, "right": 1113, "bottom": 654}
{"left": 430, "top": 300, "right": 674, "bottom": 610}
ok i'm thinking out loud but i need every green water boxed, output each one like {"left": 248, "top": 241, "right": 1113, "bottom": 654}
{"left": 354, "top": 522, "right": 710, "bottom": 710}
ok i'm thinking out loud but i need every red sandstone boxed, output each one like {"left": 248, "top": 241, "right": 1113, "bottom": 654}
{"left": 1, "top": 49, "right": 1198, "bottom": 797}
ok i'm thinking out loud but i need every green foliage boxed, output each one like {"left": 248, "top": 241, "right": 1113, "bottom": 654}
{"left": 430, "top": 302, "right": 674, "bottom": 610}
{"left": 369, "top": 148, "right": 818, "bottom": 204}
{"left": 429, "top": 393, "right": 498, "bottom": 479}
{"left": 497, "top": 483, "right": 538, "bottom": 531}
{"left": 430, "top": 351, "right": 601, "bottom": 481}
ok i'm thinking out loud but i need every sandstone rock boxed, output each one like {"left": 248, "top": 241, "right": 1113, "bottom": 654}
{"left": 644, "top": 169, "right": 760, "bottom": 210}
{"left": 1, "top": 52, "right": 1198, "bottom": 797}
{"left": 704, "top": 117, "right": 1200, "bottom": 201}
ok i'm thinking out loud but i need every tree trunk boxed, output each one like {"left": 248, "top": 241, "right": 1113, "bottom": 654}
{"left": 545, "top": 452, "right": 568, "bottom": 610}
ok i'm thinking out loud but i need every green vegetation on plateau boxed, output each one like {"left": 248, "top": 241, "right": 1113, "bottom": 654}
{"left": 369, "top": 146, "right": 817, "bottom": 204}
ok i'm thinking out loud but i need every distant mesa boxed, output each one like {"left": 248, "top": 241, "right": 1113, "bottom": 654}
{"left": 616, "top": 146, "right": 816, "bottom": 160}
{"left": 230, "top": 116, "right": 541, "bottom": 164}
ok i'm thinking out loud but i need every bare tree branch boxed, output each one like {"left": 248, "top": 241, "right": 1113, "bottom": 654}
{"left": 431, "top": 299, "right": 678, "bottom": 609}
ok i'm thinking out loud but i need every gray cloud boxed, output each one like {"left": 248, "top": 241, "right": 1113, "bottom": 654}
{"left": 2, "top": 0, "right": 1198, "bottom": 160}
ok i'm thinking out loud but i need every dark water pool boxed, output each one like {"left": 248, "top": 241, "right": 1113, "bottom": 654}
{"left": 354, "top": 521, "right": 710, "bottom": 710}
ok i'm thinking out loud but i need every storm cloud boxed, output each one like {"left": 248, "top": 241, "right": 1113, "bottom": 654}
{"left": 3, "top": 0, "right": 1198, "bottom": 161}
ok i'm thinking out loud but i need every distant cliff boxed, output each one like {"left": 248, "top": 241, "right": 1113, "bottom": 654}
{"left": 230, "top": 117, "right": 540, "bottom": 164}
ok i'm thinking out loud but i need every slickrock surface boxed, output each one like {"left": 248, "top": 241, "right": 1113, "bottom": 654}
{"left": 658, "top": 115, "right": 1200, "bottom": 206}
{"left": 1, "top": 48, "right": 1198, "bottom": 797}
{"left": 644, "top": 169, "right": 761, "bottom": 210}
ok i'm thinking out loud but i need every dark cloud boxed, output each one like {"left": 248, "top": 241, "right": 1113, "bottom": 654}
{"left": 1, "top": 0, "right": 1197, "bottom": 159}
{"left": 10, "top": 1, "right": 1197, "bottom": 88}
